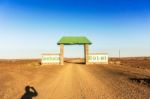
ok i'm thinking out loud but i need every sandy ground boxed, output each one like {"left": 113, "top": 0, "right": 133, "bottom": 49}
{"left": 0, "top": 59, "right": 150, "bottom": 99}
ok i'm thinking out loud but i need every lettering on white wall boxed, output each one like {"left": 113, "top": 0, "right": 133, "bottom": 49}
{"left": 89, "top": 54, "right": 108, "bottom": 64}
{"left": 41, "top": 54, "right": 60, "bottom": 64}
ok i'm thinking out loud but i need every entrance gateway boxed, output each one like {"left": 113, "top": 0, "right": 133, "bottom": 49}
{"left": 57, "top": 36, "right": 92, "bottom": 65}
{"left": 41, "top": 36, "right": 108, "bottom": 65}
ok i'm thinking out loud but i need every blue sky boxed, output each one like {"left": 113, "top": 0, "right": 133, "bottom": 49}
{"left": 0, "top": 0, "right": 150, "bottom": 58}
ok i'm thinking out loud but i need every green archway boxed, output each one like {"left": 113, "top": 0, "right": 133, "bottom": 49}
{"left": 57, "top": 36, "right": 92, "bottom": 65}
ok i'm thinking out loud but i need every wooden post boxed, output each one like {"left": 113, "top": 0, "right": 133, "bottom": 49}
{"left": 60, "top": 44, "right": 64, "bottom": 65}
{"left": 84, "top": 44, "right": 89, "bottom": 65}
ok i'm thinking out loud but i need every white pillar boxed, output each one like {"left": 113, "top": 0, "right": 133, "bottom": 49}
{"left": 84, "top": 44, "right": 89, "bottom": 65}
{"left": 60, "top": 44, "right": 64, "bottom": 65}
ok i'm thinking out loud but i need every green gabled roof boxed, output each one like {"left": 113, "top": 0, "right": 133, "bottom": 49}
{"left": 57, "top": 36, "right": 92, "bottom": 45}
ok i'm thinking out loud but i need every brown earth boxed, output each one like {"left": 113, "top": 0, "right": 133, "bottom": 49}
{"left": 0, "top": 58, "right": 150, "bottom": 99}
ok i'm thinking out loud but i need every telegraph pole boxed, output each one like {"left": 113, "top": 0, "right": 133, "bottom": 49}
{"left": 119, "top": 49, "right": 120, "bottom": 60}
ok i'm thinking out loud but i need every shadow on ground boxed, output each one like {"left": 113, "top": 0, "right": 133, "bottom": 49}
{"left": 64, "top": 60, "right": 85, "bottom": 64}
{"left": 20, "top": 85, "right": 38, "bottom": 99}
{"left": 129, "top": 77, "right": 150, "bottom": 87}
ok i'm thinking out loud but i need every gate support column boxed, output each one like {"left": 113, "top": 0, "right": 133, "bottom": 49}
{"left": 60, "top": 44, "right": 64, "bottom": 65}
{"left": 84, "top": 44, "right": 89, "bottom": 65}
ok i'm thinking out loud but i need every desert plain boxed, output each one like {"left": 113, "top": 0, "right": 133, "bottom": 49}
{"left": 0, "top": 58, "right": 150, "bottom": 99}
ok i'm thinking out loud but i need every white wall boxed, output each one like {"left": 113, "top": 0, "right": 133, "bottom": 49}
{"left": 42, "top": 54, "right": 60, "bottom": 64}
{"left": 89, "top": 54, "right": 108, "bottom": 63}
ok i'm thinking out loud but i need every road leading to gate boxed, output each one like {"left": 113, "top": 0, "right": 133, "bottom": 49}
{"left": 34, "top": 63, "right": 150, "bottom": 99}
{"left": 38, "top": 63, "right": 115, "bottom": 99}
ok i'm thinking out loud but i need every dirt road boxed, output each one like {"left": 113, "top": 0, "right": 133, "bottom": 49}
{"left": 39, "top": 63, "right": 114, "bottom": 99}
{"left": 0, "top": 60, "right": 150, "bottom": 99}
